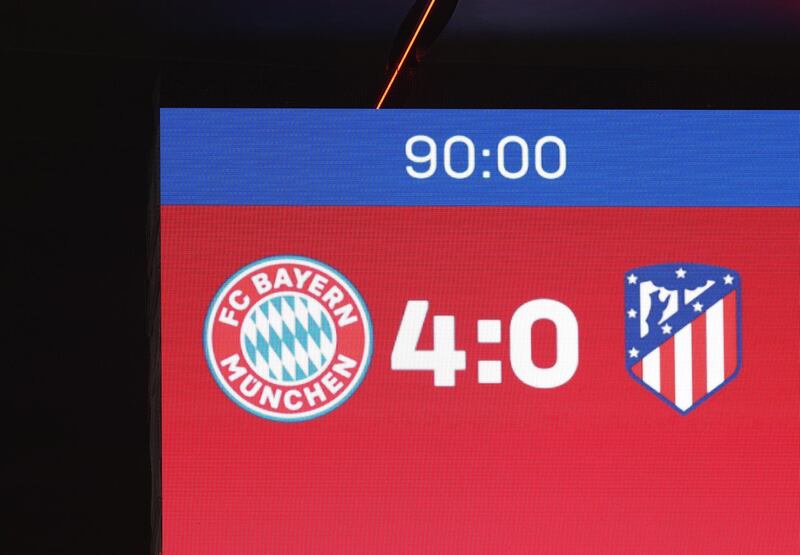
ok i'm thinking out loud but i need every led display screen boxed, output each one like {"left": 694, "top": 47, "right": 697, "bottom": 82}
{"left": 161, "top": 109, "right": 799, "bottom": 553}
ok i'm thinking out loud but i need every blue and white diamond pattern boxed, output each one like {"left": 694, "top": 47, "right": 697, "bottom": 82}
{"left": 241, "top": 294, "right": 336, "bottom": 384}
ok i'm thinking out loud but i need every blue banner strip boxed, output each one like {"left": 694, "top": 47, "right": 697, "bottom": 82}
{"left": 161, "top": 109, "right": 799, "bottom": 206}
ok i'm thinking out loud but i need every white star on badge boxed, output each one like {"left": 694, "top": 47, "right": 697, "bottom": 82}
{"left": 627, "top": 274, "right": 638, "bottom": 285}
{"left": 676, "top": 267, "right": 687, "bottom": 278}
{"left": 628, "top": 347, "right": 639, "bottom": 358}
{"left": 661, "top": 323, "right": 672, "bottom": 334}
{"left": 627, "top": 308, "right": 637, "bottom": 318}
{"left": 693, "top": 302, "right": 703, "bottom": 312}
{"left": 723, "top": 274, "right": 734, "bottom": 285}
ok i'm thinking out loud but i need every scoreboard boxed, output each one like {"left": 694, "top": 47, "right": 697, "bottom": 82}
{"left": 160, "top": 110, "right": 799, "bottom": 553}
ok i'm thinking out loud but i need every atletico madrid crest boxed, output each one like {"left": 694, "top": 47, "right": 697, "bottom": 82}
{"left": 625, "top": 264, "right": 741, "bottom": 414}
{"left": 204, "top": 255, "right": 373, "bottom": 422}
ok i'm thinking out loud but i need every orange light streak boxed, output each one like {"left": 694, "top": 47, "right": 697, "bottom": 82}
{"left": 376, "top": 0, "right": 438, "bottom": 109}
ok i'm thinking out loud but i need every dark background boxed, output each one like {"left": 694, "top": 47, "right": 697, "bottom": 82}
{"left": 3, "top": 1, "right": 798, "bottom": 553}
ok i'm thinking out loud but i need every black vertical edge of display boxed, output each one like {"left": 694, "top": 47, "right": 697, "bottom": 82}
{"left": 147, "top": 76, "right": 163, "bottom": 555}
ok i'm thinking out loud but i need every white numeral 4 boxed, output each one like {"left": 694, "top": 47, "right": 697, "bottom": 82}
{"left": 391, "top": 301, "right": 467, "bottom": 387}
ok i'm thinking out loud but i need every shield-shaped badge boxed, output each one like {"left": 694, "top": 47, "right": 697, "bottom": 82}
{"left": 625, "top": 264, "right": 741, "bottom": 414}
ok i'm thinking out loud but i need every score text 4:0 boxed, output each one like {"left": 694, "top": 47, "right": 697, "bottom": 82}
{"left": 391, "top": 300, "right": 579, "bottom": 388}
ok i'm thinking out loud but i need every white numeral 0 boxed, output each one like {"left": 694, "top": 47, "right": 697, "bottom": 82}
{"left": 534, "top": 136, "right": 567, "bottom": 180}
{"left": 509, "top": 299, "right": 578, "bottom": 388}
{"left": 443, "top": 135, "right": 475, "bottom": 179}
{"left": 497, "top": 135, "right": 529, "bottom": 179}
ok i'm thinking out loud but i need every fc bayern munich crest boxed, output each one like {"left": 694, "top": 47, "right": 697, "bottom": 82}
{"left": 204, "top": 255, "right": 373, "bottom": 422}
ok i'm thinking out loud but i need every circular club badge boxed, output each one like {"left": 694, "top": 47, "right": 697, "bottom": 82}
{"left": 204, "top": 256, "right": 373, "bottom": 422}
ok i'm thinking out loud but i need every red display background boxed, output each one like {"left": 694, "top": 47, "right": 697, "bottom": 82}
{"left": 162, "top": 207, "right": 799, "bottom": 554}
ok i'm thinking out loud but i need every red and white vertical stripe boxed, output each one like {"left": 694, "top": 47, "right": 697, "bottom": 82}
{"left": 632, "top": 291, "right": 738, "bottom": 411}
